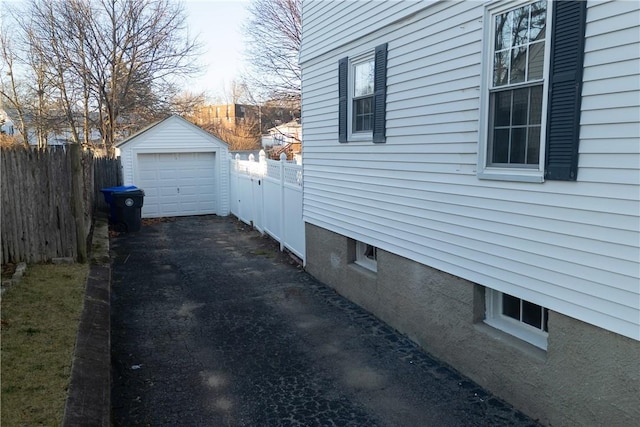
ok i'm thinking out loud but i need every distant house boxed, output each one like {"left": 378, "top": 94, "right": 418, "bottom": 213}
{"left": 0, "top": 109, "right": 17, "bottom": 136}
{"left": 28, "top": 127, "right": 102, "bottom": 147}
{"left": 0, "top": 109, "right": 70, "bottom": 146}
{"left": 261, "top": 119, "right": 302, "bottom": 160}
{"left": 116, "top": 115, "right": 230, "bottom": 218}
{"left": 0, "top": 108, "right": 105, "bottom": 147}
{"left": 300, "top": 1, "right": 639, "bottom": 426}
{"left": 261, "top": 120, "right": 301, "bottom": 147}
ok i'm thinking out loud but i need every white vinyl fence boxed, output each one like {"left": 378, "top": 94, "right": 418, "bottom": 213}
{"left": 230, "top": 151, "right": 305, "bottom": 262}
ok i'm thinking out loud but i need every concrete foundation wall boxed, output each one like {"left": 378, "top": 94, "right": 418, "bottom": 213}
{"left": 305, "top": 223, "right": 640, "bottom": 426}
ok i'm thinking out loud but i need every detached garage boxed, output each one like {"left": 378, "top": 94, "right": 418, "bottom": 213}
{"left": 116, "top": 115, "right": 230, "bottom": 218}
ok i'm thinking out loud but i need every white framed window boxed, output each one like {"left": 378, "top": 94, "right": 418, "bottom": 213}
{"left": 478, "top": 0, "right": 551, "bottom": 182}
{"left": 349, "top": 53, "right": 375, "bottom": 140}
{"left": 485, "top": 289, "right": 549, "bottom": 350}
{"left": 338, "top": 43, "right": 387, "bottom": 143}
{"left": 354, "top": 241, "right": 377, "bottom": 272}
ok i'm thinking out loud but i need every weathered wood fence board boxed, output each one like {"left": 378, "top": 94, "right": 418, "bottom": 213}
{"left": 93, "top": 156, "right": 123, "bottom": 213}
{"left": 0, "top": 147, "right": 121, "bottom": 264}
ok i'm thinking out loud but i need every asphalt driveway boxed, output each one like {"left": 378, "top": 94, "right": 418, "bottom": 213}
{"left": 110, "top": 215, "right": 538, "bottom": 426}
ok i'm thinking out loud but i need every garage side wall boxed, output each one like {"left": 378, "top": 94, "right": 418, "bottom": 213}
{"left": 119, "top": 145, "right": 135, "bottom": 187}
{"left": 218, "top": 150, "right": 230, "bottom": 216}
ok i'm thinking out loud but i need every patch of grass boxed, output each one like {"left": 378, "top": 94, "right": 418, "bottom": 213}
{"left": 1, "top": 263, "right": 88, "bottom": 427}
{"left": 252, "top": 249, "right": 276, "bottom": 258}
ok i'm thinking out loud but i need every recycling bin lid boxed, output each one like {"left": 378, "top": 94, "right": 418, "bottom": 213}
{"left": 101, "top": 185, "right": 137, "bottom": 194}
{"left": 112, "top": 189, "right": 144, "bottom": 196}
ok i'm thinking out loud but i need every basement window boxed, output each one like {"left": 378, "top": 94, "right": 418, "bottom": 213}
{"left": 355, "top": 241, "right": 378, "bottom": 272}
{"left": 485, "top": 289, "right": 549, "bottom": 350}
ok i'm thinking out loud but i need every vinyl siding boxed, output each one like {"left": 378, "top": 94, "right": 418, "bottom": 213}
{"left": 300, "top": 0, "right": 640, "bottom": 340}
{"left": 300, "top": 0, "right": 437, "bottom": 64}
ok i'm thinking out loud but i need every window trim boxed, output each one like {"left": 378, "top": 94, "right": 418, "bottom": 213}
{"left": 485, "top": 288, "right": 549, "bottom": 350}
{"left": 354, "top": 241, "right": 378, "bottom": 272}
{"left": 478, "top": 0, "right": 553, "bottom": 183}
{"left": 348, "top": 51, "right": 375, "bottom": 141}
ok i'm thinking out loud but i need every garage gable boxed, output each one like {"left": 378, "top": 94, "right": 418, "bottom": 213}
{"left": 116, "top": 115, "right": 230, "bottom": 217}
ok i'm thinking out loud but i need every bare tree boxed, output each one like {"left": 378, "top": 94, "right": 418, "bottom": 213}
{"left": 0, "top": 27, "right": 30, "bottom": 147}
{"left": 3, "top": 0, "right": 201, "bottom": 155}
{"left": 201, "top": 117, "right": 262, "bottom": 151}
{"left": 169, "top": 91, "right": 208, "bottom": 117}
{"left": 25, "top": 0, "right": 85, "bottom": 147}
{"left": 223, "top": 79, "right": 253, "bottom": 105}
{"left": 244, "top": 0, "right": 301, "bottom": 104}
{"left": 1, "top": 19, "right": 62, "bottom": 148}
{"left": 92, "top": 0, "right": 201, "bottom": 153}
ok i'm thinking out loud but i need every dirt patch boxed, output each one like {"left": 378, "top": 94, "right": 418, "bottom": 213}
{"left": 108, "top": 216, "right": 177, "bottom": 237}
{"left": 142, "top": 217, "right": 177, "bottom": 226}
{"left": 232, "top": 218, "right": 303, "bottom": 268}
{"left": 1, "top": 263, "right": 16, "bottom": 281}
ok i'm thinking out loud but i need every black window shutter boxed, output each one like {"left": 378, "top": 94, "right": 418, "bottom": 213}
{"left": 373, "top": 43, "right": 388, "bottom": 143}
{"left": 544, "top": 1, "right": 587, "bottom": 181}
{"left": 338, "top": 57, "right": 348, "bottom": 143}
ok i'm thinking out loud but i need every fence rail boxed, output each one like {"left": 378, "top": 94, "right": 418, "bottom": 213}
{"left": 230, "top": 151, "right": 305, "bottom": 262}
{"left": 1, "top": 147, "right": 121, "bottom": 264}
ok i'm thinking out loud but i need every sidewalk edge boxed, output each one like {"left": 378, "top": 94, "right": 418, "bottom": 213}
{"left": 62, "top": 216, "right": 111, "bottom": 427}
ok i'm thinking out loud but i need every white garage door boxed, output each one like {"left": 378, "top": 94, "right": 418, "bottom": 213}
{"left": 137, "top": 152, "right": 217, "bottom": 218}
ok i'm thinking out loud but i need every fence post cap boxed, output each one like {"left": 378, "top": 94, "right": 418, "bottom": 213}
{"left": 279, "top": 153, "right": 287, "bottom": 161}
{"left": 259, "top": 150, "right": 266, "bottom": 161}
{"left": 249, "top": 153, "right": 255, "bottom": 162}
{"left": 235, "top": 153, "right": 240, "bottom": 160}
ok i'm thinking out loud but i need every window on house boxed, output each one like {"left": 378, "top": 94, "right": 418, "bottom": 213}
{"left": 355, "top": 241, "right": 378, "bottom": 272}
{"left": 352, "top": 58, "right": 375, "bottom": 132}
{"left": 479, "top": 0, "right": 587, "bottom": 182}
{"left": 338, "top": 43, "right": 387, "bottom": 143}
{"left": 488, "top": 1, "right": 546, "bottom": 168}
{"left": 485, "top": 289, "right": 549, "bottom": 350}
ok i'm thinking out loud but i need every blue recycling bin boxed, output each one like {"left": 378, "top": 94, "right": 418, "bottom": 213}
{"left": 101, "top": 185, "right": 137, "bottom": 222}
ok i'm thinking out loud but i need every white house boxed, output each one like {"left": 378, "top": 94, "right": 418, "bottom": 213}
{"left": 261, "top": 120, "right": 302, "bottom": 147}
{"left": 0, "top": 109, "right": 17, "bottom": 136}
{"left": 116, "top": 115, "right": 230, "bottom": 218}
{"left": 300, "top": 1, "right": 639, "bottom": 425}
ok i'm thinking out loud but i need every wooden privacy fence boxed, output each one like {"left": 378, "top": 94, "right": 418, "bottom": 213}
{"left": 1, "top": 146, "right": 121, "bottom": 264}
{"left": 230, "top": 151, "right": 305, "bottom": 262}
{"left": 93, "top": 155, "right": 123, "bottom": 213}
